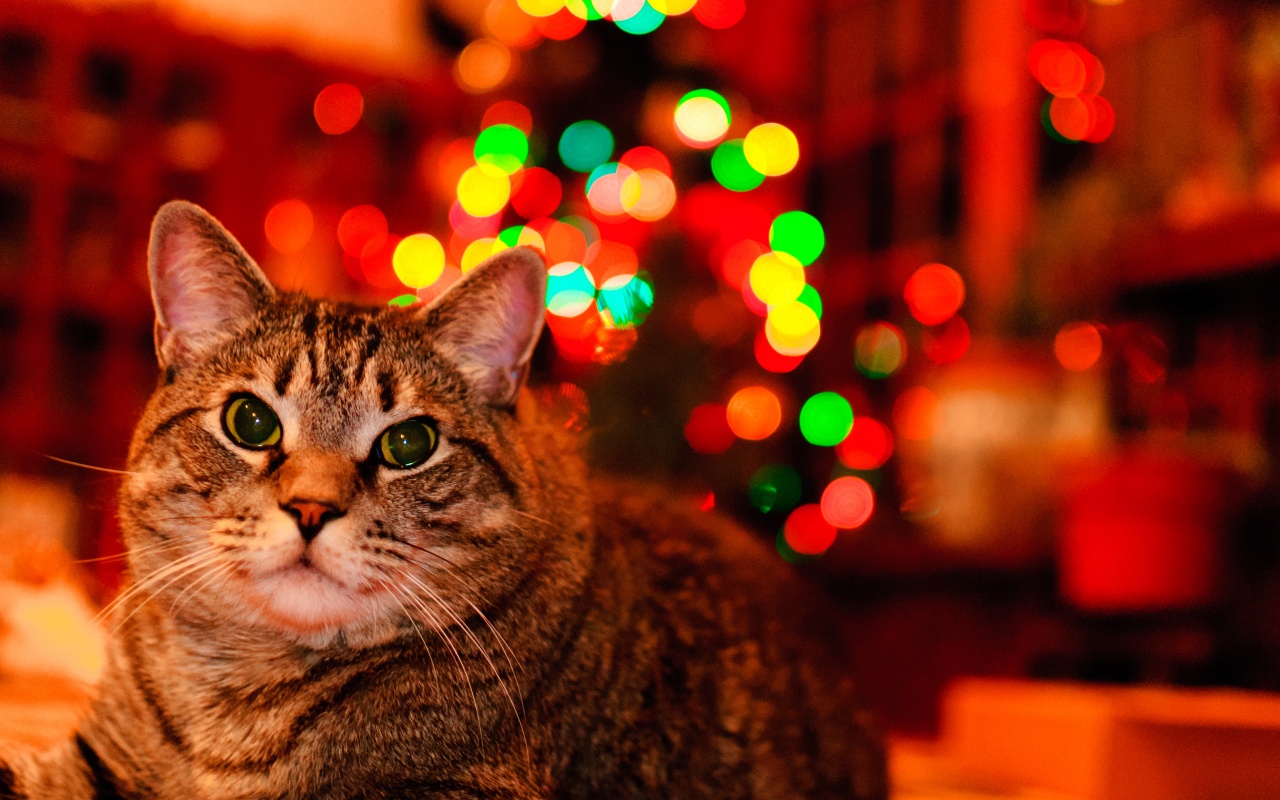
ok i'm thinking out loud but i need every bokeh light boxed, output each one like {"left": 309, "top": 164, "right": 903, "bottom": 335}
{"left": 338, "top": 205, "right": 388, "bottom": 258}
{"left": 461, "top": 238, "right": 498, "bottom": 272}
{"left": 534, "top": 7, "right": 588, "bottom": 40}
{"left": 692, "top": 0, "right": 744, "bottom": 28}
{"left": 264, "top": 199, "right": 314, "bottom": 255}
{"left": 769, "top": 210, "right": 825, "bottom": 266}
{"left": 546, "top": 261, "right": 597, "bottom": 316}
{"left": 855, "top": 322, "right": 907, "bottom": 378}
{"left": 783, "top": 504, "right": 837, "bottom": 555}
{"left": 620, "top": 168, "right": 677, "bottom": 221}
{"left": 904, "top": 262, "right": 965, "bottom": 325}
{"left": 449, "top": 200, "right": 502, "bottom": 240}
{"left": 517, "top": 0, "right": 564, "bottom": 15}
{"left": 799, "top": 391, "right": 854, "bottom": 447}
{"left": 388, "top": 294, "right": 418, "bottom": 308}
{"left": 922, "top": 316, "right": 971, "bottom": 364}
{"left": 455, "top": 39, "right": 513, "bottom": 93}
{"left": 836, "top": 417, "right": 894, "bottom": 470}
{"left": 820, "top": 476, "right": 875, "bottom": 529}
{"left": 485, "top": 0, "right": 542, "bottom": 48}
{"left": 615, "top": 1, "right": 666, "bottom": 34}
{"left": 559, "top": 120, "right": 615, "bottom": 173}
{"left": 474, "top": 123, "right": 530, "bottom": 174}
{"left": 481, "top": 100, "right": 534, "bottom": 133}
{"left": 511, "top": 168, "right": 563, "bottom": 218}
{"left": 755, "top": 328, "right": 805, "bottom": 373}
{"left": 650, "top": 0, "right": 696, "bottom": 14}
{"left": 314, "top": 83, "right": 363, "bottom": 135}
{"left": 620, "top": 145, "right": 673, "bottom": 176}
{"left": 685, "top": 403, "right": 734, "bottom": 454}
{"left": 765, "top": 301, "right": 821, "bottom": 356}
{"left": 749, "top": 464, "right": 803, "bottom": 513}
{"left": 457, "top": 162, "right": 512, "bottom": 217}
{"left": 894, "top": 386, "right": 938, "bottom": 441}
{"left": 585, "top": 239, "right": 638, "bottom": 286}
{"left": 674, "top": 89, "right": 731, "bottom": 148}
{"left": 748, "top": 251, "right": 806, "bottom": 306}
{"left": 597, "top": 272, "right": 654, "bottom": 328}
{"left": 392, "top": 233, "right": 446, "bottom": 289}
{"left": 1056, "top": 321, "right": 1104, "bottom": 371}
{"left": 711, "top": 139, "right": 766, "bottom": 192}
{"left": 726, "top": 385, "right": 782, "bottom": 440}
{"left": 743, "top": 122, "right": 800, "bottom": 177}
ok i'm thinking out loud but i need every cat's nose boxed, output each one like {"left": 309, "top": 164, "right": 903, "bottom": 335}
{"left": 282, "top": 499, "right": 343, "bottom": 542}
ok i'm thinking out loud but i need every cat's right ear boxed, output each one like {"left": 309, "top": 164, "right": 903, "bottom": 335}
{"left": 148, "top": 200, "right": 275, "bottom": 369}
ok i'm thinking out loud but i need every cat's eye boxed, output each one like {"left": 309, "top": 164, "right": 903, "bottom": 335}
{"left": 222, "top": 395, "right": 282, "bottom": 449}
{"left": 376, "top": 419, "right": 438, "bottom": 469}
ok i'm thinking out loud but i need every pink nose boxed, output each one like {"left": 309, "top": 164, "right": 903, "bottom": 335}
{"left": 282, "top": 500, "right": 342, "bottom": 542}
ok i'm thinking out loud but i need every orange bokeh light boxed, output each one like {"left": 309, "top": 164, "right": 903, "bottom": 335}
{"left": 313, "top": 83, "right": 363, "bottom": 135}
{"left": 726, "top": 385, "right": 782, "bottom": 441}
{"left": 263, "top": 199, "right": 314, "bottom": 255}
{"left": 1055, "top": 321, "right": 1104, "bottom": 371}
{"left": 337, "top": 205, "right": 388, "bottom": 258}
{"left": 905, "top": 262, "right": 965, "bottom": 325}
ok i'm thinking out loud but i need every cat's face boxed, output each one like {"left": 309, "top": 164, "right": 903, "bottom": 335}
{"left": 117, "top": 202, "right": 555, "bottom": 648}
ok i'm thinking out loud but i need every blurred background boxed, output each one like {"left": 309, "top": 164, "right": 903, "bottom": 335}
{"left": 2, "top": 0, "right": 1280, "bottom": 795}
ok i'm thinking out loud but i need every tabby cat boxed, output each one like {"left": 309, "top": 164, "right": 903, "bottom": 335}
{"left": 1, "top": 201, "right": 886, "bottom": 799}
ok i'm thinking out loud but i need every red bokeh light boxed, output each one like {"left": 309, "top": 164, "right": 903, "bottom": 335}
{"left": 359, "top": 233, "right": 402, "bottom": 288}
{"left": 894, "top": 386, "right": 939, "bottom": 442}
{"left": 511, "top": 167, "right": 563, "bottom": 220}
{"left": 904, "top": 262, "right": 965, "bottom": 325}
{"left": 1022, "top": 0, "right": 1086, "bottom": 35}
{"left": 685, "top": 403, "right": 735, "bottom": 454}
{"left": 263, "top": 199, "right": 314, "bottom": 255}
{"left": 836, "top": 417, "right": 894, "bottom": 470}
{"left": 754, "top": 328, "right": 804, "bottom": 373}
{"left": 1055, "top": 321, "right": 1103, "bottom": 371}
{"left": 481, "top": 100, "right": 533, "bottom": 134}
{"left": 448, "top": 200, "right": 502, "bottom": 240}
{"left": 692, "top": 0, "right": 745, "bottom": 29}
{"left": 922, "top": 316, "right": 970, "bottom": 364}
{"left": 784, "top": 504, "right": 837, "bottom": 555}
{"left": 534, "top": 7, "right": 587, "bottom": 40}
{"left": 338, "top": 205, "right": 388, "bottom": 258}
{"left": 820, "top": 476, "right": 875, "bottom": 529}
{"left": 313, "top": 83, "right": 363, "bottom": 135}
{"left": 619, "top": 146, "right": 673, "bottom": 177}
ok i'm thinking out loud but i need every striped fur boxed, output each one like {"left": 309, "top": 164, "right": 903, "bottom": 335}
{"left": 6, "top": 203, "right": 886, "bottom": 798}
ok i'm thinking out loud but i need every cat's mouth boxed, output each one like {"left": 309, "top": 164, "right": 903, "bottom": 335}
{"left": 241, "top": 556, "right": 379, "bottom": 633}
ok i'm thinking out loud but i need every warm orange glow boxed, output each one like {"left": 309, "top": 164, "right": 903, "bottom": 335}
{"left": 313, "top": 83, "right": 363, "bottom": 135}
{"left": 893, "top": 386, "right": 939, "bottom": 442}
{"left": 337, "top": 205, "right": 388, "bottom": 258}
{"left": 456, "top": 39, "right": 514, "bottom": 93}
{"left": 726, "top": 385, "right": 782, "bottom": 440}
{"left": 263, "top": 199, "right": 314, "bottom": 255}
{"left": 1055, "top": 321, "right": 1104, "bottom": 371}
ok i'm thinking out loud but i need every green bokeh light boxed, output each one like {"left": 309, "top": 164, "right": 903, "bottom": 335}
{"left": 678, "top": 88, "right": 731, "bottom": 124}
{"left": 710, "top": 139, "right": 765, "bottom": 192}
{"left": 615, "top": 1, "right": 665, "bottom": 34}
{"left": 498, "top": 225, "right": 525, "bottom": 249}
{"left": 474, "top": 124, "right": 529, "bottom": 175}
{"left": 388, "top": 294, "right": 418, "bottom": 308}
{"left": 597, "top": 272, "right": 654, "bottom": 329}
{"left": 769, "top": 211, "right": 825, "bottom": 266}
{"left": 797, "top": 283, "right": 823, "bottom": 320}
{"left": 749, "top": 464, "right": 802, "bottom": 514}
{"left": 559, "top": 120, "right": 615, "bottom": 173}
{"left": 855, "top": 323, "right": 906, "bottom": 379}
{"left": 546, "top": 263, "right": 597, "bottom": 316}
{"left": 798, "top": 392, "right": 854, "bottom": 447}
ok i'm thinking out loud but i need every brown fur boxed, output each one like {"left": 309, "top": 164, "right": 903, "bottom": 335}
{"left": 2, "top": 202, "right": 886, "bottom": 799}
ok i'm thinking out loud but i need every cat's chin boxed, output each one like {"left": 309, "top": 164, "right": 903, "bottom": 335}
{"left": 242, "top": 563, "right": 384, "bottom": 637}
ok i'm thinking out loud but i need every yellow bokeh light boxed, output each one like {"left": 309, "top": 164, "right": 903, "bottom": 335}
{"left": 650, "top": 0, "right": 697, "bottom": 14}
{"left": 748, "top": 251, "right": 806, "bottom": 306}
{"left": 392, "top": 233, "right": 446, "bottom": 289}
{"left": 461, "top": 237, "right": 499, "bottom": 272}
{"left": 457, "top": 163, "right": 512, "bottom": 217}
{"left": 517, "top": 0, "right": 565, "bottom": 16}
{"left": 743, "top": 122, "right": 800, "bottom": 177}
{"left": 620, "top": 168, "right": 677, "bottom": 222}
{"left": 674, "top": 96, "right": 730, "bottom": 145}
{"left": 765, "top": 301, "right": 821, "bottom": 356}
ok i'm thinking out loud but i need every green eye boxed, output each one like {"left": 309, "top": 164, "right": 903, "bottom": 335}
{"left": 223, "top": 395, "right": 282, "bottom": 449}
{"left": 377, "top": 419, "right": 438, "bottom": 469}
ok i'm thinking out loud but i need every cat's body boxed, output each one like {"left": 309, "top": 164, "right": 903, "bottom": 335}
{"left": 2, "top": 202, "right": 886, "bottom": 799}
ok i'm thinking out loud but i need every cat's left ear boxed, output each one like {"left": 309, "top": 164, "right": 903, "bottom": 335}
{"left": 148, "top": 201, "right": 275, "bottom": 369}
{"left": 419, "top": 247, "right": 547, "bottom": 408}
